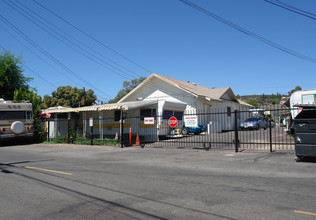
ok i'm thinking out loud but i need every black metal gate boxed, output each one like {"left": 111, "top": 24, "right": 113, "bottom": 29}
{"left": 45, "top": 105, "right": 295, "bottom": 153}
{"left": 146, "top": 106, "right": 295, "bottom": 152}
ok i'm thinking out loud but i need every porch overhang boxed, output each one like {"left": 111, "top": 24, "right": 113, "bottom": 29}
{"left": 41, "top": 100, "right": 159, "bottom": 114}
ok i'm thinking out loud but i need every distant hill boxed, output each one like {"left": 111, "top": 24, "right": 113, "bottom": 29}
{"left": 239, "top": 94, "right": 289, "bottom": 106}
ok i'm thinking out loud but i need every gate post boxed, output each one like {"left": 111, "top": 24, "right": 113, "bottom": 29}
{"left": 47, "top": 119, "right": 50, "bottom": 142}
{"left": 120, "top": 109, "right": 124, "bottom": 148}
{"left": 234, "top": 110, "right": 239, "bottom": 153}
{"left": 269, "top": 120, "right": 273, "bottom": 152}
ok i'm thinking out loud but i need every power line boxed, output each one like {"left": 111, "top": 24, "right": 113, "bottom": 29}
{"left": 23, "top": 64, "right": 58, "bottom": 89}
{"left": 179, "top": 0, "right": 316, "bottom": 64}
{"left": 13, "top": 0, "right": 143, "bottom": 79}
{"left": 0, "top": 22, "right": 85, "bottom": 89}
{"left": 32, "top": 0, "right": 153, "bottom": 74}
{"left": 264, "top": 0, "right": 316, "bottom": 21}
{"left": 4, "top": 0, "right": 136, "bottom": 80}
{"left": 0, "top": 43, "right": 57, "bottom": 89}
{"left": 4, "top": 0, "right": 169, "bottom": 100}
{"left": 0, "top": 14, "right": 112, "bottom": 99}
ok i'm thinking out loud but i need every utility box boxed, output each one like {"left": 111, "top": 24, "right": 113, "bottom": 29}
{"left": 290, "top": 105, "right": 316, "bottom": 161}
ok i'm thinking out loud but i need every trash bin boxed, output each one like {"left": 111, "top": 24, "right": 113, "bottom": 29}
{"left": 290, "top": 104, "right": 316, "bottom": 161}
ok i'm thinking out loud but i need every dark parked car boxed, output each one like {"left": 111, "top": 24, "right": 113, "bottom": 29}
{"left": 240, "top": 117, "right": 267, "bottom": 130}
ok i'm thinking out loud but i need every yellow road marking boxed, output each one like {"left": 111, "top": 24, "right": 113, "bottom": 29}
{"left": 294, "top": 210, "right": 316, "bottom": 216}
{"left": 25, "top": 166, "right": 72, "bottom": 176}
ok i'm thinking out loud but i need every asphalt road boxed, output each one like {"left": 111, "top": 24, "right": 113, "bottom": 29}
{"left": 1, "top": 144, "right": 316, "bottom": 219}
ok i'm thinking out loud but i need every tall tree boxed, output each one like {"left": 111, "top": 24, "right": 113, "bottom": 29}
{"left": 14, "top": 88, "right": 42, "bottom": 116}
{"left": 0, "top": 49, "right": 32, "bottom": 100}
{"left": 288, "top": 86, "right": 302, "bottom": 96}
{"left": 43, "top": 86, "right": 97, "bottom": 109}
{"left": 109, "top": 77, "right": 146, "bottom": 103}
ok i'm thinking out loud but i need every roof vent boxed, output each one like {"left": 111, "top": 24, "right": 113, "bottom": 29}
{"left": 137, "top": 97, "right": 143, "bottom": 101}
{"left": 192, "top": 82, "right": 197, "bottom": 86}
{"left": 187, "top": 81, "right": 190, "bottom": 83}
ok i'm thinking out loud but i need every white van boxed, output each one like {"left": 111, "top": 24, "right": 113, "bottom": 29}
{"left": 0, "top": 99, "right": 33, "bottom": 139}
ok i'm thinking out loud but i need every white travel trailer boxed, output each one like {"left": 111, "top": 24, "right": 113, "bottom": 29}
{"left": 289, "top": 89, "right": 316, "bottom": 119}
{"left": 0, "top": 98, "right": 34, "bottom": 139}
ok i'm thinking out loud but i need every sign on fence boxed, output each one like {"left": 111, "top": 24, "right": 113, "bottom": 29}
{"left": 144, "top": 117, "right": 155, "bottom": 124}
{"left": 168, "top": 116, "right": 178, "bottom": 128}
{"left": 184, "top": 115, "right": 198, "bottom": 127}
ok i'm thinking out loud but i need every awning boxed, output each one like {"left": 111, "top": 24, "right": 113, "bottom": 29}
{"left": 98, "top": 100, "right": 158, "bottom": 111}
{"left": 42, "top": 100, "right": 159, "bottom": 114}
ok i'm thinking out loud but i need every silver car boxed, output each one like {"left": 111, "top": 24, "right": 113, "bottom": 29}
{"left": 240, "top": 117, "right": 267, "bottom": 130}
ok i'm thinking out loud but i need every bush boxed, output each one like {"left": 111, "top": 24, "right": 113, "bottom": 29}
{"left": 43, "top": 134, "right": 117, "bottom": 146}
{"left": 33, "top": 119, "right": 47, "bottom": 143}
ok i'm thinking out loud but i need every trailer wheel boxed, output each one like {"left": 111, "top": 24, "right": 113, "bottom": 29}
{"left": 295, "top": 156, "right": 302, "bottom": 162}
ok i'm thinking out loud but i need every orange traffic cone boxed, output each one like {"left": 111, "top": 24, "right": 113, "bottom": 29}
{"left": 136, "top": 133, "right": 140, "bottom": 146}
{"left": 115, "top": 131, "right": 118, "bottom": 141}
{"left": 129, "top": 127, "right": 132, "bottom": 145}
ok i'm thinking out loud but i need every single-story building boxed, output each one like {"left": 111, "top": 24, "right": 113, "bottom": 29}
{"left": 42, "top": 73, "right": 252, "bottom": 141}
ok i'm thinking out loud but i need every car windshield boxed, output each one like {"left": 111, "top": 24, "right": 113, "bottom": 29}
{"left": 245, "top": 118, "right": 259, "bottom": 122}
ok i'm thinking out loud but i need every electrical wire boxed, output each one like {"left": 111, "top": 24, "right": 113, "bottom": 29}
{"left": 23, "top": 64, "right": 58, "bottom": 89}
{"left": 4, "top": 0, "right": 135, "bottom": 80}
{"left": 32, "top": 0, "right": 153, "bottom": 74}
{"left": 264, "top": 0, "right": 316, "bottom": 21}
{"left": 17, "top": 0, "right": 142, "bottom": 78}
{"left": 0, "top": 22, "right": 85, "bottom": 89}
{"left": 3, "top": 0, "right": 170, "bottom": 101}
{"left": 179, "top": 0, "right": 316, "bottom": 64}
{"left": 0, "top": 14, "right": 112, "bottom": 99}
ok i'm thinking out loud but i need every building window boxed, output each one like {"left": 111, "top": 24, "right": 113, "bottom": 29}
{"left": 140, "top": 109, "right": 156, "bottom": 120}
{"left": 302, "top": 94, "right": 316, "bottom": 104}
{"left": 227, "top": 107, "right": 231, "bottom": 117}
{"left": 0, "top": 111, "right": 25, "bottom": 120}
{"left": 162, "top": 110, "right": 183, "bottom": 120}
{"left": 114, "top": 110, "right": 120, "bottom": 121}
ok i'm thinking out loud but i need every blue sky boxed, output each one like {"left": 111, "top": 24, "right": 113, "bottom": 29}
{"left": 1, "top": 0, "right": 315, "bottom": 102}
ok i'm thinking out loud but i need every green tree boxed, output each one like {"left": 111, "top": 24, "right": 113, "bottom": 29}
{"left": 245, "top": 98, "right": 259, "bottom": 108}
{"left": 0, "top": 49, "right": 32, "bottom": 100}
{"left": 288, "top": 86, "right": 302, "bottom": 96}
{"left": 270, "top": 93, "right": 281, "bottom": 104}
{"left": 109, "top": 77, "right": 146, "bottom": 103}
{"left": 43, "top": 86, "right": 97, "bottom": 109}
{"left": 13, "top": 88, "right": 42, "bottom": 116}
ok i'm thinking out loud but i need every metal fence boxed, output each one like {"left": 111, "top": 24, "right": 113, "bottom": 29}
{"left": 45, "top": 105, "right": 295, "bottom": 152}
{"left": 146, "top": 107, "right": 294, "bottom": 152}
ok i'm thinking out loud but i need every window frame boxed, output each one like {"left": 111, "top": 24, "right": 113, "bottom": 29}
{"left": 162, "top": 110, "right": 183, "bottom": 120}
{"left": 140, "top": 108, "right": 156, "bottom": 121}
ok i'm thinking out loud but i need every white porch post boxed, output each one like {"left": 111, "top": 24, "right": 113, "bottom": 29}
{"left": 157, "top": 100, "right": 165, "bottom": 139}
{"left": 83, "top": 111, "right": 86, "bottom": 138}
{"left": 99, "top": 111, "right": 103, "bottom": 139}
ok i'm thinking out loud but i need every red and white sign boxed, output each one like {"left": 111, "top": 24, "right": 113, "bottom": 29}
{"left": 89, "top": 118, "right": 93, "bottom": 127}
{"left": 184, "top": 115, "right": 198, "bottom": 127}
{"left": 144, "top": 117, "right": 155, "bottom": 124}
{"left": 168, "top": 116, "right": 178, "bottom": 128}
